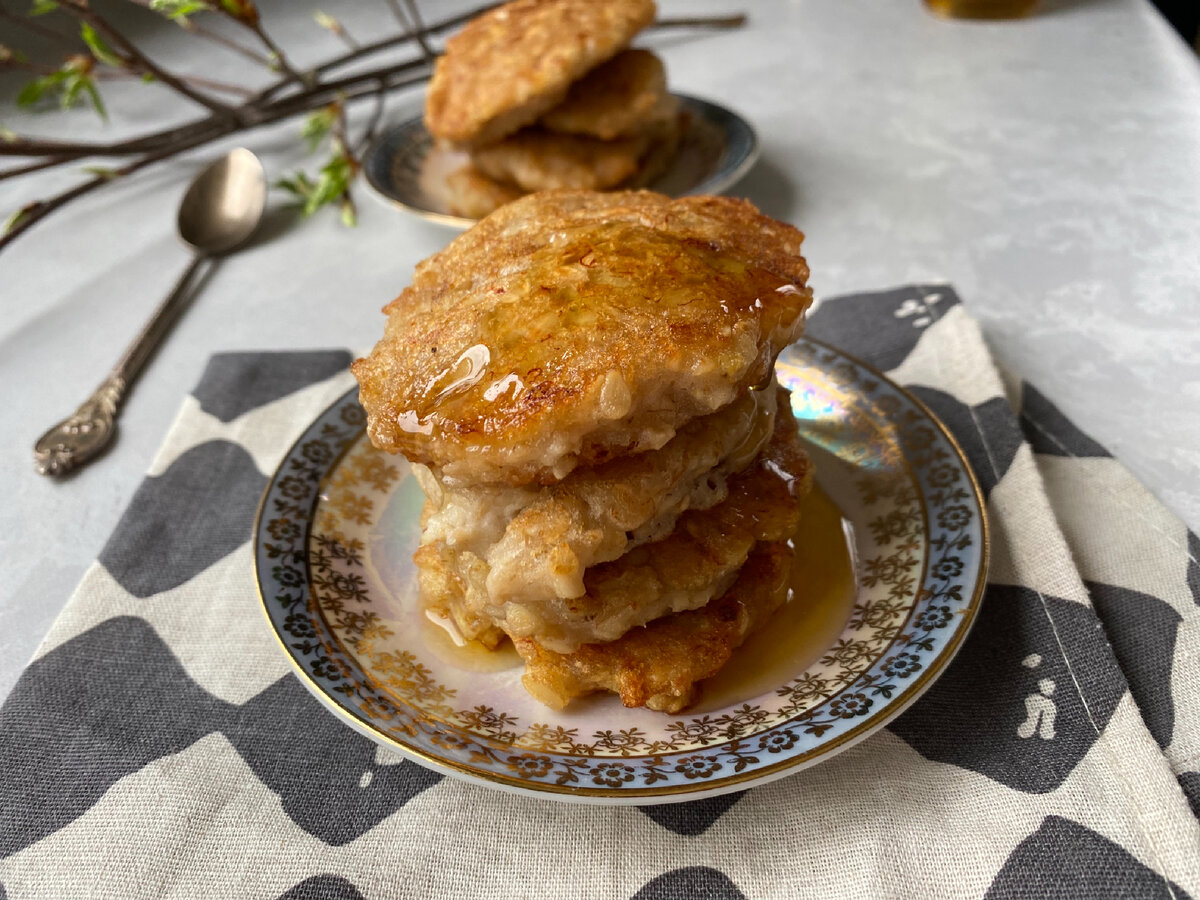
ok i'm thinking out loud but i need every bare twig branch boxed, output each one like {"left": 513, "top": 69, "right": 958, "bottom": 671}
{"left": 0, "top": 58, "right": 251, "bottom": 116}
{"left": 0, "top": 48, "right": 429, "bottom": 167}
{"left": 654, "top": 14, "right": 747, "bottom": 29}
{"left": 181, "top": 20, "right": 274, "bottom": 67}
{"left": 328, "top": 99, "right": 357, "bottom": 219}
{"left": 402, "top": 0, "right": 435, "bottom": 64}
{"left": 177, "top": 74, "right": 255, "bottom": 98}
{"left": 257, "top": 2, "right": 488, "bottom": 102}
{"left": 87, "top": 68, "right": 256, "bottom": 98}
{"left": 355, "top": 79, "right": 389, "bottom": 155}
{"left": 0, "top": 119, "right": 216, "bottom": 158}
{"left": 383, "top": 0, "right": 409, "bottom": 30}
{"left": 54, "top": 0, "right": 240, "bottom": 118}
{"left": 262, "top": 54, "right": 429, "bottom": 116}
{"left": 1, "top": 154, "right": 81, "bottom": 180}
{"left": 261, "top": 63, "right": 428, "bottom": 123}
{"left": 219, "top": 6, "right": 305, "bottom": 83}
{"left": 315, "top": 11, "right": 360, "bottom": 52}
{"left": 311, "top": 3, "right": 485, "bottom": 75}
{"left": 1, "top": 118, "right": 228, "bottom": 182}
{"left": 120, "top": 0, "right": 275, "bottom": 68}
{"left": 248, "top": 22, "right": 301, "bottom": 79}
{"left": 0, "top": 2, "right": 78, "bottom": 49}
{"left": 257, "top": 6, "right": 740, "bottom": 101}
{"left": 383, "top": 0, "right": 431, "bottom": 64}
{"left": 173, "top": 21, "right": 275, "bottom": 67}
{"left": 330, "top": 102, "right": 348, "bottom": 147}
{"left": 0, "top": 58, "right": 58, "bottom": 75}
{"left": 1, "top": 65, "right": 430, "bottom": 245}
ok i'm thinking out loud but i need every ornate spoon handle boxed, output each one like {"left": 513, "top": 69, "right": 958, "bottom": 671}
{"left": 33, "top": 254, "right": 206, "bottom": 477}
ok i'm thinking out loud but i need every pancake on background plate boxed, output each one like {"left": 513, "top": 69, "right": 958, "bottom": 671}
{"left": 427, "top": 0, "right": 687, "bottom": 217}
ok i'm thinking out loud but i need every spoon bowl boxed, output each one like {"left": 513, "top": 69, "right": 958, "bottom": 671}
{"left": 177, "top": 147, "right": 267, "bottom": 255}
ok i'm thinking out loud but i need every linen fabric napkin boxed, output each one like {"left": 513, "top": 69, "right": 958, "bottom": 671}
{"left": 1, "top": 285, "right": 1198, "bottom": 899}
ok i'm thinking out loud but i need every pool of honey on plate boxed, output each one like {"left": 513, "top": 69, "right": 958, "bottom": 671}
{"left": 420, "top": 609, "right": 522, "bottom": 673}
{"left": 420, "top": 482, "right": 858, "bottom": 711}
{"left": 692, "top": 482, "right": 857, "bottom": 711}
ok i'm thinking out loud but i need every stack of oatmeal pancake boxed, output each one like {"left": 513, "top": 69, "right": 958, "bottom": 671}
{"left": 352, "top": 190, "right": 815, "bottom": 712}
{"left": 424, "top": 0, "right": 682, "bottom": 218}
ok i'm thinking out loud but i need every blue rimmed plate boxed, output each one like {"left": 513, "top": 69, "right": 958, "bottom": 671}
{"left": 362, "top": 93, "right": 759, "bottom": 229}
{"left": 254, "top": 338, "right": 987, "bottom": 804}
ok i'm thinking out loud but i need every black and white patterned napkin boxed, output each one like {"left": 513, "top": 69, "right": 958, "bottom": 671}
{"left": 1, "top": 285, "right": 1197, "bottom": 899}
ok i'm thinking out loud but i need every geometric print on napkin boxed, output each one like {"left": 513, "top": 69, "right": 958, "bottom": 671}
{"left": 1018, "top": 381, "right": 1200, "bottom": 819}
{"left": 808, "top": 285, "right": 1200, "bottom": 889}
{"left": 1, "top": 287, "right": 1198, "bottom": 899}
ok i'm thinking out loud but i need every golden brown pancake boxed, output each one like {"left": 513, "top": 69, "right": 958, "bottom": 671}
{"left": 515, "top": 541, "right": 794, "bottom": 712}
{"left": 424, "top": 0, "right": 656, "bottom": 149}
{"left": 351, "top": 191, "right": 813, "bottom": 486}
{"left": 416, "top": 391, "right": 812, "bottom": 653}
{"left": 443, "top": 165, "right": 523, "bottom": 219}
{"left": 470, "top": 128, "right": 651, "bottom": 192}
{"left": 540, "top": 49, "right": 671, "bottom": 140}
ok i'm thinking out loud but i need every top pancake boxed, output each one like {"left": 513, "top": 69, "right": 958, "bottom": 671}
{"left": 351, "top": 190, "right": 813, "bottom": 485}
{"left": 424, "top": 0, "right": 656, "bottom": 149}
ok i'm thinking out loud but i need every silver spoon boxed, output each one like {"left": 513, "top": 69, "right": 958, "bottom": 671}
{"left": 33, "top": 147, "right": 267, "bottom": 477}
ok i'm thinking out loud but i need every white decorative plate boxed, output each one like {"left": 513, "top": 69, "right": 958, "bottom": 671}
{"left": 255, "top": 338, "right": 988, "bottom": 803}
